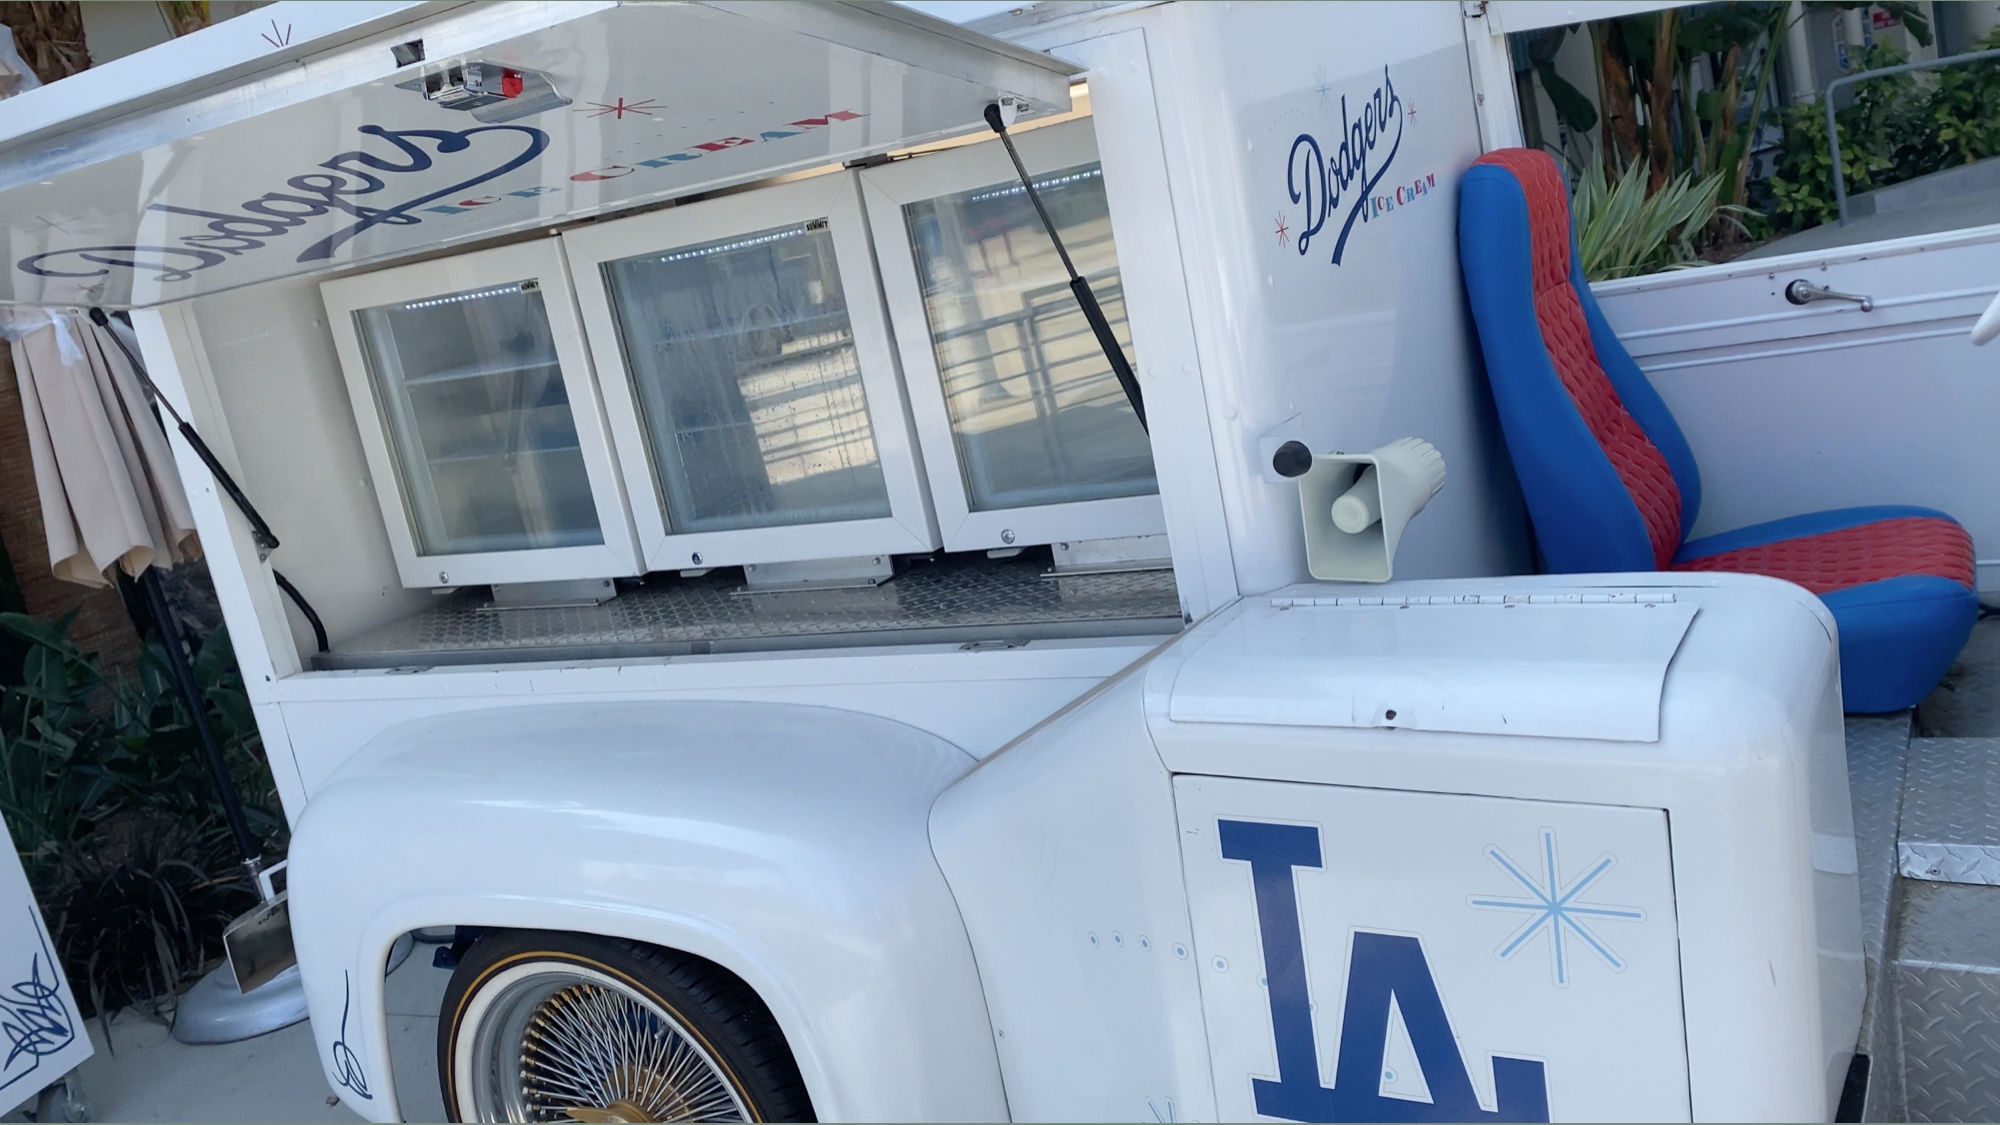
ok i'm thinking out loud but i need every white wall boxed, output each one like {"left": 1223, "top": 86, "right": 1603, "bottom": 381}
{"left": 187, "top": 276, "right": 431, "bottom": 664}
{"left": 1030, "top": 1, "right": 1535, "bottom": 594}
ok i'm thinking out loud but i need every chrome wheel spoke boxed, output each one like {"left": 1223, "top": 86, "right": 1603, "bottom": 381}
{"left": 467, "top": 967, "right": 751, "bottom": 1123}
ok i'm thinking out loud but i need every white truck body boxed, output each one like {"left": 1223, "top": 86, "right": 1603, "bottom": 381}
{"left": 2, "top": 0, "right": 1995, "bottom": 1120}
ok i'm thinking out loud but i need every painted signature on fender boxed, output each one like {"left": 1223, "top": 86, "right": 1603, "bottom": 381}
{"left": 331, "top": 970, "right": 370, "bottom": 1100}
{"left": 1284, "top": 65, "right": 1403, "bottom": 266}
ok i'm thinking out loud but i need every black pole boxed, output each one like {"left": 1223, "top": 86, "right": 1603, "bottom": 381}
{"left": 139, "top": 567, "right": 260, "bottom": 871}
{"left": 982, "top": 103, "right": 1148, "bottom": 432}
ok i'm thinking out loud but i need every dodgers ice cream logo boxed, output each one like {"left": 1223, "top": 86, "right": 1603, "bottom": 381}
{"left": 18, "top": 123, "right": 549, "bottom": 284}
{"left": 16, "top": 108, "right": 865, "bottom": 285}
{"left": 1282, "top": 66, "right": 1437, "bottom": 266}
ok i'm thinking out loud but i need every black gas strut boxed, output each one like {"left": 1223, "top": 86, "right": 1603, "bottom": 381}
{"left": 983, "top": 102, "right": 1147, "bottom": 432}
{"left": 88, "top": 307, "right": 328, "bottom": 653}
{"left": 89, "top": 308, "right": 281, "bottom": 555}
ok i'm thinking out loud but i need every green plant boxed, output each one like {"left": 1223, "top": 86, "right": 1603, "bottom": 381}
{"left": 1930, "top": 27, "right": 2000, "bottom": 166}
{"left": 1573, "top": 156, "right": 1742, "bottom": 280}
{"left": 1769, "top": 34, "right": 2000, "bottom": 232}
{"left": 1571, "top": 1, "right": 1942, "bottom": 251}
{"left": 0, "top": 611, "right": 281, "bottom": 1027}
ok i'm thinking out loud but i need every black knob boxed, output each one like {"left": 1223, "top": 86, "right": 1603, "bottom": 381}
{"left": 1272, "top": 440, "right": 1313, "bottom": 479}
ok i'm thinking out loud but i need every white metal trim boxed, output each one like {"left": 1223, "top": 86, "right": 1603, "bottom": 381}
{"left": 1483, "top": 0, "right": 1701, "bottom": 35}
{"left": 561, "top": 172, "right": 940, "bottom": 570}
{"left": 1595, "top": 221, "right": 2000, "bottom": 297}
{"left": 0, "top": 1, "right": 452, "bottom": 155}
{"left": 1461, "top": 1, "right": 1526, "bottom": 151}
{"left": 267, "top": 633, "right": 1168, "bottom": 704}
{"left": 1056, "top": 27, "right": 1239, "bottom": 620}
{"left": 319, "top": 238, "right": 643, "bottom": 588}
{"left": 858, "top": 118, "right": 1168, "bottom": 552}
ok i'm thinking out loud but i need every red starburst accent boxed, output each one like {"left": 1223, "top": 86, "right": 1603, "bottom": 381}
{"left": 1407, "top": 103, "right": 1418, "bottom": 121}
{"left": 584, "top": 98, "right": 659, "bottom": 120}
{"left": 1275, "top": 215, "right": 1290, "bottom": 245}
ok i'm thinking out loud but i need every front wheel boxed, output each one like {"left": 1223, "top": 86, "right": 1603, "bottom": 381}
{"left": 439, "top": 930, "right": 812, "bottom": 1123}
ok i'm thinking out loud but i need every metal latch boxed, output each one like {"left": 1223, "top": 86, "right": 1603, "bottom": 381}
{"left": 397, "top": 62, "right": 571, "bottom": 124}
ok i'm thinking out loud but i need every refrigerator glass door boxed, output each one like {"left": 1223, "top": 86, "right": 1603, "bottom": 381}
{"left": 902, "top": 161, "right": 1155, "bottom": 512}
{"left": 354, "top": 281, "right": 605, "bottom": 556}
{"left": 601, "top": 222, "right": 892, "bottom": 534}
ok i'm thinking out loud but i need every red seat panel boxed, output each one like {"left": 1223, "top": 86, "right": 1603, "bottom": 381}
{"left": 1671, "top": 516, "right": 1974, "bottom": 595}
{"left": 1470, "top": 149, "right": 1684, "bottom": 568}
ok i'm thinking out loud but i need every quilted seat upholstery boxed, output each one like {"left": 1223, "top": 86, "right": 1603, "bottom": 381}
{"left": 1458, "top": 148, "right": 1976, "bottom": 713}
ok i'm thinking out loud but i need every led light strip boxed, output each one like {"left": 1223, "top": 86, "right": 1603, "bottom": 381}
{"left": 968, "top": 167, "right": 1101, "bottom": 205}
{"left": 400, "top": 283, "right": 531, "bottom": 311}
{"left": 656, "top": 224, "right": 813, "bottom": 265}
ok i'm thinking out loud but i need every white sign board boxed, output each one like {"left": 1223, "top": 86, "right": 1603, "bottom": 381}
{"left": 1176, "top": 776, "right": 1690, "bottom": 1122}
{"left": 0, "top": 821, "right": 90, "bottom": 1115}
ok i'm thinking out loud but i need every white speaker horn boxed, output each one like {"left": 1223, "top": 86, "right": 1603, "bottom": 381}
{"left": 1295, "top": 437, "right": 1446, "bottom": 582}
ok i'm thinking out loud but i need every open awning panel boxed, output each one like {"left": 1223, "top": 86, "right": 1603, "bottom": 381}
{"left": 0, "top": 1, "right": 1076, "bottom": 308}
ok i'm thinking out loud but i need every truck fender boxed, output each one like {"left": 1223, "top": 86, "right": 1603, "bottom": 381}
{"left": 286, "top": 700, "right": 1006, "bottom": 1123}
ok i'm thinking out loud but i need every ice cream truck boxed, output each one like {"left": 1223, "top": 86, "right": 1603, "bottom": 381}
{"left": 3, "top": 0, "right": 2000, "bottom": 1120}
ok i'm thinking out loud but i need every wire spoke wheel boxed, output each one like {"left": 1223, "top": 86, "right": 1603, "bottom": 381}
{"left": 455, "top": 963, "right": 753, "bottom": 1123}
{"left": 443, "top": 933, "right": 812, "bottom": 1124}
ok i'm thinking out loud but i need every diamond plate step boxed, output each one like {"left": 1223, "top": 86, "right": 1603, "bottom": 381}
{"left": 1892, "top": 881, "right": 2000, "bottom": 1122}
{"left": 1899, "top": 738, "right": 2000, "bottom": 884}
{"left": 1916, "top": 617, "right": 2000, "bottom": 738}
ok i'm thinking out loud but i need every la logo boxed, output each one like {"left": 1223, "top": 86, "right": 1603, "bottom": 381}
{"left": 1218, "top": 819, "right": 1551, "bottom": 1123}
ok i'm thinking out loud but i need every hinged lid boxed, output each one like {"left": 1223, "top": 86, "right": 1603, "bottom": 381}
{"left": 1160, "top": 591, "right": 1698, "bottom": 743}
{"left": 0, "top": 1, "right": 1077, "bottom": 308}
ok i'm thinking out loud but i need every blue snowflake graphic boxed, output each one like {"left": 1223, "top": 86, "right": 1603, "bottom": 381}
{"left": 1470, "top": 828, "right": 1643, "bottom": 985}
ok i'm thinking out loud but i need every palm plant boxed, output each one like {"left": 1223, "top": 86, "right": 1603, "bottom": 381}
{"left": 1573, "top": 156, "right": 1741, "bottom": 281}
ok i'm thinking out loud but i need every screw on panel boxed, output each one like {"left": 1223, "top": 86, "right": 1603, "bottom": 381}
{"left": 691, "top": 552, "right": 703, "bottom": 565}
{"left": 438, "top": 571, "right": 448, "bottom": 584}
{"left": 1001, "top": 529, "right": 1017, "bottom": 545}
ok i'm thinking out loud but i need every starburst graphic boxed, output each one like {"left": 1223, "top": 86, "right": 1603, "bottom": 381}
{"left": 1274, "top": 215, "right": 1290, "bottom": 246}
{"left": 1313, "top": 65, "right": 1334, "bottom": 107}
{"left": 584, "top": 98, "right": 658, "bottom": 120}
{"left": 1470, "top": 829, "right": 1643, "bottom": 985}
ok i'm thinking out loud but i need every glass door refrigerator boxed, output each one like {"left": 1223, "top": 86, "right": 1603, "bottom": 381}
{"left": 322, "top": 239, "right": 639, "bottom": 589}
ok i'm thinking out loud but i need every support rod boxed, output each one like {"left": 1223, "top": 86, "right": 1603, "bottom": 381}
{"left": 983, "top": 102, "right": 1148, "bottom": 432}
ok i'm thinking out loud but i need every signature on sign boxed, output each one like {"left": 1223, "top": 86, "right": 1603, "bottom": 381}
{"left": 0, "top": 909, "right": 75, "bottom": 1093}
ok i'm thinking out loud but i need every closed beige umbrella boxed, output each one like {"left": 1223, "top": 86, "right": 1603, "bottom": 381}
{"left": 7, "top": 306, "right": 300, "bottom": 1043}
{"left": 9, "top": 311, "right": 200, "bottom": 587}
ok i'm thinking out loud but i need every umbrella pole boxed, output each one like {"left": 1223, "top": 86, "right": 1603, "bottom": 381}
{"left": 137, "top": 566, "right": 261, "bottom": 878}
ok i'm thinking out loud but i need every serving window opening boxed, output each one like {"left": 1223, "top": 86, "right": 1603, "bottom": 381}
{"left": 299, "top": 114, "right": 1177, "bottom": 669}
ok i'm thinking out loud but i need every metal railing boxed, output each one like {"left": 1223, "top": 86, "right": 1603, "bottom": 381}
{"left": 1827, "top": 46, "right": 2000, "bottom": 225}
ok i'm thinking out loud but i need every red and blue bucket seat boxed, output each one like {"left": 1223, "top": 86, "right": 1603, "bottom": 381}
{"left": 1457, "top": 148, "right": 1976, "bottom": 713}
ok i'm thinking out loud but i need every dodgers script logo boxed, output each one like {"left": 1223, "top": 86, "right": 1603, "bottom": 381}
{"left": 20, "top": 124, "right": 549, "bottom": 284}
{"left": 1283, "top": 66, "right": 1436, "bottom": 267}
{"left": 1220, "top": 818, "right": 1551, "bottom": 1123}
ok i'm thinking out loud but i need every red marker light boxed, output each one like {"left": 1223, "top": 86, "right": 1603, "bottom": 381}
{"left": 501, "top": 69, "right": 523, "bottom": 98}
